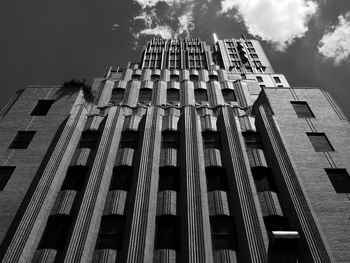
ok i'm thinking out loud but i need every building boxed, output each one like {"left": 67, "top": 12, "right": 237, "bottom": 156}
{"left": 0, "top": 35, "right": 349, "bottom": 263}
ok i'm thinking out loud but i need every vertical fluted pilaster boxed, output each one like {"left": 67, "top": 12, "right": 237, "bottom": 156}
{"left": 180, "top": 106, "right": 213, "bottom": 263}
{"left": 125, "top": 106, "right": 162, "bottom": 263}
{"left": 62, "top": 106, "right": 124, "bottom": 262}
{"left": 218, "top": 106, "right": 267, "bottom": 263}
{"left": 1, "top": 94, "right": 88, "bottom": 262}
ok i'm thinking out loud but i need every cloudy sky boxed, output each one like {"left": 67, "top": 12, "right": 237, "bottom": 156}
{"left": 0, "top": 0, "right": 350, "bottom": 117}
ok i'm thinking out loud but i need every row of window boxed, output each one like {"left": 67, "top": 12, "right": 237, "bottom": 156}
{"left": 110, "top": 88, "right": 237, "bottom": 104}
{"left": 130, "top": 74, "right": 220, "bottom": 82}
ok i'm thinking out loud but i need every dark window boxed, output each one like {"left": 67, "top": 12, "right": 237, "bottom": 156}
{"left": 210, "top": 216, "right": 237, "bottom": 250}
{"left": 325, "top": 168, "right": 350, "bottom": 193}
{"left": 256, "top": 76, "right": 263, "bottom": 83}
{"left": 195, "top": 89, "right": 208, "bottom": 102}
{"left": 61, "top": 166, "right": 89, "bottom": 191}
{"left": 110, "top": 88, "right": 124, "bottom": 103}
{"left": 167, "top": 89, "right": 180, "bottom": 102}
{"left": 260, "top": 85, "right": 266, "bottom": 88}
{"left": 209, "top": 75, "right": 218, "bottom": 82}
{"left": 139, "top": 89, "right": 152, "bottom": 103}
{"left": 264, "top": 215, "right": 289, "bottom": 232}
{"left": 155, "top": 215, "right": 180, "bottom": 250}
{"left": 170, "top": 74, "right": 179, "bottom": 82}
{"left": 110, "top": 166, "right": 133, "bottom": 191}
{"left": 307, "top": 133, "right": 334, "bottom": 152}
{"left": 0, "top": 166, "right": 15, "bottom": 190}
{"left": 96, "top": 215, "right": 125, "bottom": 250}
{"left": 162, "top": 130, "right": 179, "bottom": 149}
{"left": 291, "top": 101, "right": 315, "bottom": 118}
{"left": 273, "top": 76, "right": 281, "bottom": 83}
{"left": 9, "top": 131, "right": 36, "bottom": 149}
{"left": 31, "top": 100, "right": 54, "bottom": 116}
{"left": 39, "top": 215, "right": 72, "bottom": 250}
{"left": 120, "top": 130, "right": 139, "bottom": 149}
{"left": 190, "top": 75, "right": 199, "bottom": 81}
{"left": 251, "top": 167, "right": 278, "bottom": 192}
{"left": 79, "top": 130, "right": 100, "bottom": 148}
{"left": 151, "top": 74, "right": 160, "bottom": 82}
{"left": 203, "top": 131, "right": 221, "bottom": 149}
{"left": 243, "top": 131, "right": 263, "bottom": 149}
{"left": 206, "top": 167, "right": 228, "bottom": 191}
{"left": 159, "top": 166, "right": 180, "bottom": 191}
{"left": 222, "top": 90, "right": 236, "bottom": 102}
{"left": 132, "top": 74, "right": 141, "bottom": 81}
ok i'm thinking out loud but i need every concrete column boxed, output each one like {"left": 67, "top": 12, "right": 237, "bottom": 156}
{"left": 124, "top": 106, "right": 162, "bottom": 262}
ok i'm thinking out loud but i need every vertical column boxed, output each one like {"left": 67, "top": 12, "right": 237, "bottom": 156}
{"left": 1, "top": 94, "right": 88, "bottom": 262}
{"left": 255, "top": 103, "right": 333, "bottom": 263}
{"left": 124, "top": 106, "right": 162, "bottom": 262}
{"left": 218, "top": 106, "right": 267, "bottom": 263}
{"left": 62, "top": 106, "right": 124, "bottom": 262}
{"left": 180, "top": 106, "right": 213, "bottom": 263}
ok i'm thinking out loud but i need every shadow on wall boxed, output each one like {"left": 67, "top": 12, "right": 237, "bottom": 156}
{"left": 54, "top": 79, "right": 94, "bottom": 103}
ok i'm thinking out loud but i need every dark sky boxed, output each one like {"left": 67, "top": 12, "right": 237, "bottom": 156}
{"left": 1, "top": 0, "right": 350, "bottom": 117}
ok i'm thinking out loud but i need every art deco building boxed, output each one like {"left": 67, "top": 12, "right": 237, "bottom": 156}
{"left": 0, "top": 36, "right": 349, "bottom": 263}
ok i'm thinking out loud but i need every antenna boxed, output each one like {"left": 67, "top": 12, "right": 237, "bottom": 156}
{"left": 213, "top": 33, "right": 219, "bottom": 43}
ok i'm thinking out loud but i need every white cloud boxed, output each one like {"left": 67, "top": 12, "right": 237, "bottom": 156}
{"left": 175, "top": 8, "right": 195, "bottom": 38}
{"left": 137, "top": 25, "right": 174, "bottom": 39}
{"left": 219, "top": 0, "right": 318, "bottom": 51}
{"left": 133, "top": 0, "right": 190, "bottom": 9}
{"left": 134, "top": 9, "right": 158, "bottom": 27}
{"left": 318, "top": 12, "right": 350, "bottom": 65}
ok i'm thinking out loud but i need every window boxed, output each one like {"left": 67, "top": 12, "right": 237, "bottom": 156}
{"left": 246, "top": 67, "right": 253, "bottom": 73}
{"left": 206, "top": 167, "right": 228, "bottom": 191}
{"left": 155, "top": 215, "right": 180, "bottom": 250}
{"left": 151, "top": 74, "right": 160, "bottom": 82}
{"left": 132, "top": 74, "right": 141, "bottom": 81}
{"left": 0, "top": 166, "right": 15, "bottom": 190}
{"left": 162, "top": 131, "right": 179, "bottom": 149}
{"left": 167, "top": 89, "right": 180, "bottom": 103}
{"left": 222, "top": 90, "right": 236, "bottom": 102}
{"left": 210, "top": 216, "right": 237, "bottom": 250}
{"left": 256, "top": 76, "right": 263, "bottom": 83}
{"left": 158, "top": 166, "right": 180, "bottom": 191}
{"left": 264, "top": 215, "right": 289, "bottom": 232}
{"left": 273, "top": 76, "right": 281, "bottom": 83}
{"left": 195, "top": 89, "right": 208, "bottom": 102}
{"left": 120, "top": 130, "right": 139, "bottom": 149}
{"left": 190, "top": 75, "right": 199, "bottom": 81}
{"left": 96, "top": 215, "right": 125, "bottom": 250}
{"left": 61, "top": 166, "right": 89, "bottom": 191}
{"left": 291, "top": 101, "right": 315, "bottom": 118}
{"left": 307, "top": 133, "right": 334, "bottom": 152}
{"left": 209, "top": 75, "right": 218, "bottom": 82}
{"left": 243, "top": 131, "right": 263, "bottom": 149}
{"left": 139, "top": 89, "right": 152, "bottom": 103}
{"left": 39, "top": 215, "right": 72, "bottom": 250}
{"left": 325, "top": 168, "right": 350, "bottom": 193}
{"left": 251, "top": 167, "right": 278, "bottom": 192}
{"left": 202, "top": 131, "right": 221, "bottom": 149}
{"left": 170, "top": 74, "right": 179, "bottom": 82}
{"left": 260, "top": 85, "right": 266, "bottom": 88}
{"left": 110, "top": 166, "right": 133, "bottom": 191}
{"left": 110, "top": 88, "right": 124, "bottom": 103}
{"left": 31, "top": 100, "right": 54, "bottom": 116}
{"left": 9, "top": 131, "right": 36, "bottom": 149}
{"left": 79, "top": 130, "right": 100, "bottom": 148}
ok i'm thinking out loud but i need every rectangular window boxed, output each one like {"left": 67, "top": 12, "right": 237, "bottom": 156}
{"left": 31, "top": 100, "right": 55, "bottom": 116}
{"left": 9, "top": 131, "right": 36, "bottom": 149}
{"left": 243, "top": 131, "right": 263, "bottom": 149}
{"left": 203, "top": 131, "right": 221, "bottom": 149}
{"left": 325, "top": 168, "right": 350, "bottom": 193}
{"left": 190, "top": 75, "right": 199, "bottom": 81}
{"left": 206, "top": 167, "right": 228, "bottom": 191}
{"left": 273, "top": 76, "right": 281, "bottom": 83}
{"left": 120, "top": 130, "right": 139, "bottom": 149}
{"left": 96, "top": 215, "right": 125, "bottom": 250}
{"left": 61, "top": 166, "right": 89, "bottom": 191}
{"left": 167, "top": 89, "right": 180, "bottom": 103}
{"left": 256, "top": 76, "right": 263, "bottom": 83}
{"left": 110, "top": 166, "right": 133, "bottom": 191}
{"left": 0, "top": 166, "right": 15, "bottom": 190}
{"left": 162, "top": 130, "right": 179, "bottom": 149}
{"left": 210, "top": 216, "right": 237, "bottom": 250}
{"left": 222, "top": 90, "right": 236, "bottom": 102}
{"left": 195, "top": 89, "right": 208, "bottom": 102}
{"left": 79, "top": 130, "right": 100, "bottom": 148}
{"left": 155, "top": 216, "right": 180, "bottom": 250}
{"left": 170, "top": 75, "right": 179, "bottom": 82}
{"left": 110, "top": 88, "right": 124, "bottom": 103}
{"left": 291, "top": 101, "right": 315, "bottom": 118}
{"left": 159, "top": 166, "right": 180, "bottom": 191}
{"left": 307, "top": 133, "right": 334, "bottom": 152}
{"left": 138, "top": 89, "right": 152, "bottom": 103}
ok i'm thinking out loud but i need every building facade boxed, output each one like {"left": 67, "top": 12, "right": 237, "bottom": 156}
{"left": 0, "top": 36, "right": 349, "bottom": 263}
